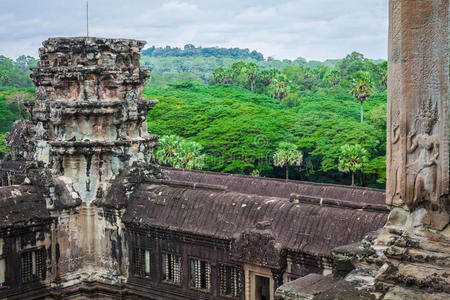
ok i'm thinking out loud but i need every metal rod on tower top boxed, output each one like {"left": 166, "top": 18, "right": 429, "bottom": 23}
{"left": 86, "top": 1, "right": 89, "bottom": 37}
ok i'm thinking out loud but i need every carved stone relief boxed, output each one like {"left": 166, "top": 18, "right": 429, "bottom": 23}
{"left": 387, "top": 0, "right": 449, "bottom": 211}
{"left": 388, "top": 109, "right": 402, "bottom": 207}
{"left": 406, "top": 98, "right": 440, "bottom": 208}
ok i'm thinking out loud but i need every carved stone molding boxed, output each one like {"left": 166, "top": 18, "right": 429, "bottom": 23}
{"left": 386, "top": 0, "right": 449, "bottom": 211}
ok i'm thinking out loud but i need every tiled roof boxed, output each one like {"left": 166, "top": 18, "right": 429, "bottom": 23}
{"left": 163, "top": 168, "right": 386, "bottom": 205}
{"left": 123, "top": 180, "right": 388, "bottom": 257}
{"left": 0, "top": 185, "right": 51, "bottom": 229}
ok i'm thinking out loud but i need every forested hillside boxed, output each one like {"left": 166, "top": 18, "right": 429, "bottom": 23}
{"left": 0, "top": 47, "right": 387, "bottom": 188}
{"left": 144, "top": 50, "right": 387, "bottom": 187}
{"left": 142, "top": 44, "right": 348, "bottom": 85}
{"left": 144, "top": 86, "right": 386, "bottom": 187}
{"left": 142, "top": 44, "right": 265, "bottom": 60}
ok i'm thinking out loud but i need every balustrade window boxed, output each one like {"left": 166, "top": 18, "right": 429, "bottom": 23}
{"left": 134, "top": 248, "right": 151, "bottom": 277}
{"left": 162, "top": 253, "right": 182, "bottom": 285}
{"left": 219, "top": 265, "right": 241, "bottom": 297}
{"left": 190, "top": 259, "right": 211, "bottom": 291}
{"left": 21, "top": 249, "right": 44, "bottom": 283}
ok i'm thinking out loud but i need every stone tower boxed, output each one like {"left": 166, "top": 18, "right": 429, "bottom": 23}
{"left": 29, "top": 37, "right": 158, "bottom": 204}
{"left": 21, "top": 37, "right": 164, "bottom": 288}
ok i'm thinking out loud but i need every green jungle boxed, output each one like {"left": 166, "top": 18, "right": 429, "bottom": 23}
{"left": 0, "top": 45, "right": 387, "bottom": 188}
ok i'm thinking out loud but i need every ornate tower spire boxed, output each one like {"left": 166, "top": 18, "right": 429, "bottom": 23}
{"left": 29, "top": 37, "right": 158, "bottom": 203}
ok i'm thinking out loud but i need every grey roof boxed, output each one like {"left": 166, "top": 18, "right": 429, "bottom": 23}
{"left": 123, "top": 180, "right": 388, "bottom": 257}
{"left": 0, "top": 185, "right": 51, "bottom": 229}
{"left": 163, "top": 168, "right": 386, "bottom": 205}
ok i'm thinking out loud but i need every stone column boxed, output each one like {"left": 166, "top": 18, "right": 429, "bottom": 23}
{"left": 386, "top": 0, "right": 449, "bottom": 215}
{"left": 374, "top": 0, "right": 450, "bottom": 296}
{"left": 275, "top": 2, "right": 450, "bottom": 299}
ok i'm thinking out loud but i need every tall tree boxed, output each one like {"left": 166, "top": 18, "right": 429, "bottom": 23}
{"left": 212, "top": 67, "right": 233, "bottom": 84}
{"left": 155, "top": 135, "right": 205, "bottom": 170}
{"left": 337, "top": 51, "right": 366, "bottom": 80}
{"left": 338, "top": 144, "right": 369, "bottom": 186}
{"left": 273, "top": 142, "right": 303, "bottom": 181}
{"left": 268, "top": 74, "right": 290, "bottom": 104}
{"left": 324, "top": 69, "right": 341, "bottom": 86}
{"left": 258, "top": 68, "right": 279, "bottom": 88}
{"left": 230, "top": 61, "right": 247, "bottom": 83}
{"left": 378, "top": 61, "right": 388, "bottom": 89}
{"left": 244, "top": 62, "right": 259, "bottom": 91}
{"left": 350, "top": 71, "right": 374, "bottom": 122}
{"left": 15, "top": 55, "right": 38, "bottom": 70}
{"left": 0, "top": 56, "right": 34, "bottom": 88}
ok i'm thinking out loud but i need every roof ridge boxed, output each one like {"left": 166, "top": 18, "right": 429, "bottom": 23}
{"left": 144, "top": 178, "right": 228, "bottom": 192}
{"left": 162, "top": 167, "right": 386, "bottom": 193}
{"left": 290, "top": 194, "right": 389, "bottom": 212}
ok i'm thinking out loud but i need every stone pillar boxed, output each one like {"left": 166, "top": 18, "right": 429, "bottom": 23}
{"left": 275, "top": 2, "right": 450, "bottom": 299}
{"left": 373, "top": 0, "right": 450, "bottom": 296}
{"left": 386, "top": 0, "right": 449, "bottom": 214}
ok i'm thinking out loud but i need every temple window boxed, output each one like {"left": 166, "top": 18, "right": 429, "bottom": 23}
{"left": 253, "top": 274, "right": 271, "bottom": 300}
{"left": 219, "top": 264, "right": 241, "bottom": 297}
{"left": 20, "top": 249, "right": 44, "bottom": 283}
{"left": 134, "top": 248, "right": 151, "bottom": 277}
{"left": 244, "top": 265, "right": 274, "bottom": 300}
{"left": 162, "top": 253, "right": 182, "bottom": 285}
{"left": 0, "top": 257, "right": 5, "bottom": 286}
{"left": 190, "top": 258, "right": 211, "bottom": 291}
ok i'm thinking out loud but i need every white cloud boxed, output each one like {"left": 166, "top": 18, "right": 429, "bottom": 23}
{"left": 0, "top": 0, "right": 388, "bottom": 61}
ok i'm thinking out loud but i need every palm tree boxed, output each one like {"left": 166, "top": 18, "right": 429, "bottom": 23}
{"left": 268, "top": 74, "right": 290, "bottom": 105}
{"left": 212, "top": 67, "right": 233, "bottom": 84}
{"left": 177, "top": 139, "right": 205, "bottom": 170}
{"left": 155, "top": 135, "right": 205, "bottom": 170}
{"left": 273, "top": 142, "right": 303, "bottom": 181}
{"left": 245, "top": 62, "right": 259, "bottom": 91}
{"left": 324, "top": 69, "right": 340, "bottom": 86}
{"left": 338, "top": 144, "right": 369, "bottom": 186}
{"left": 259, "top": 68, "right": 279, "bottom": 89}
{"left": 350, "top": 71, "right": 374, "bottom": 122}
{"left": 251, "top": 169, "right": 260, "bottom": 177}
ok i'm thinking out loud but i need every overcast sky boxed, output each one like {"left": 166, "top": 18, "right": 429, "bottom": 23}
{"left": 0, "top": 0, "right": 388, "bottom": 61}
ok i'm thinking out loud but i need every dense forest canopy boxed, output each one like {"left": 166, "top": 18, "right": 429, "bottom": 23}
{"left": 142, "top": 45, "right": 384, "bottom": 86}
{"left": 0, "top": 46, "right": 387, "bottom": 188}
{"left": 0, "top": 55, "right": 37, "bottom": 88}
{"left": 142, "top": 44, "right": 265, "bottom": 61}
